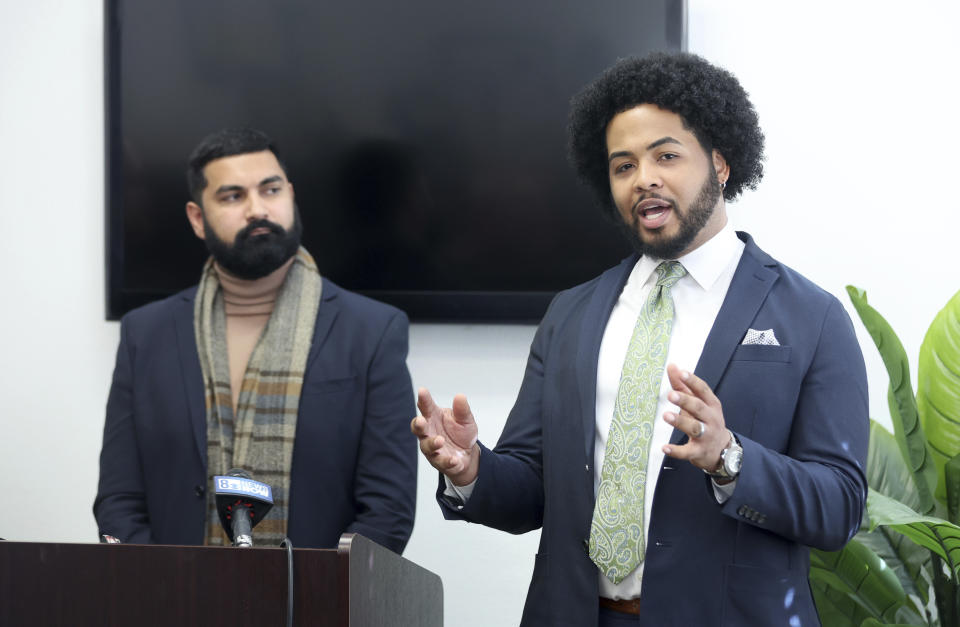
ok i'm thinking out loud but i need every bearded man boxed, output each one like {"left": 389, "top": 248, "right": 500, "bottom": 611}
{"left": 412, "top": 53, "right": 868, "bottom": 625}
{"left": 95, "top": 128, "right": 417, "bottom": 553}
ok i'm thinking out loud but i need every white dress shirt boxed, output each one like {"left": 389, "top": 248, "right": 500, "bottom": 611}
{"left": 595, "top": 222, "right": 744, "bottom": 599}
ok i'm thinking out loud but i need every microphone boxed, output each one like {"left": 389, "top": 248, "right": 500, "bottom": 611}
{"left": 213, "top": 469, "right": 274, "bottom": 547}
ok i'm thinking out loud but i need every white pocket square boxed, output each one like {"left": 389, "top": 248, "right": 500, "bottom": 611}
{"left": 742, "top": 328, "right": 780, "bottom": 346}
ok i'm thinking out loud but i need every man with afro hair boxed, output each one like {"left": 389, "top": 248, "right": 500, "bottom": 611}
{"left": 413, "top": 52, "right": 868, "bottom": 626}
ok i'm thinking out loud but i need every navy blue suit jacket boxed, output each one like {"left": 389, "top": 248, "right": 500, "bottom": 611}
{"left": 95, "top": 279, "right": 417, "bottom": 554}
{"left": 440, "top": 233, "right": 868, "bottom": 626}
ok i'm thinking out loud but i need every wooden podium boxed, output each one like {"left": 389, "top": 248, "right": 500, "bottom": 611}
{"left": 0, "top": 534, "right": 442, "bottom": 626}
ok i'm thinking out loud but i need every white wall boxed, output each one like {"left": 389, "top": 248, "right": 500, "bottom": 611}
{"left": 0, "top": 0, "right": 118, "bottom": 536}
{"left": 690, "top": 0, "right": 960, "bottom": 432}
{"left": 2, "top": 1, "right": 959, "bottom": 626}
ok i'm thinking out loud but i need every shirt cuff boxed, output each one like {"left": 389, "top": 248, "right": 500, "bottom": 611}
{"left": 443, "top": 475, "right": 477, "bottom": 506}
{"left": 711, "top": 477, "right": 737, "bottom": 503}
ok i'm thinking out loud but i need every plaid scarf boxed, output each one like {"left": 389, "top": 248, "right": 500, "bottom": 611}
{"left": 194, "top": 247, "right": 322, "bottom": 546}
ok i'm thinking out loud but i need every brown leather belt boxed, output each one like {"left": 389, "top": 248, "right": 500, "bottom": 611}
{"left": 599, "top": 596, "right": 641, "bottom": 615}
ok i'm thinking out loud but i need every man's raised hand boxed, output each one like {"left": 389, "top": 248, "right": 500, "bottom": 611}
{"left": 661, "top": 364, "right": 730, "bottom": 473}
{"left": 410, "top": 388, "right": 480, "bottom": 486}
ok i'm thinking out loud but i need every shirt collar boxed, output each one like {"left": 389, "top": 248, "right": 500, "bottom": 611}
{"left": 633, "top": 221, "right": 743, "bottom": 292}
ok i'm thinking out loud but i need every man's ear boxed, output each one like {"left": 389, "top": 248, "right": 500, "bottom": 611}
{"left": 288, "top": 181, "right": 295, "bottom": 200}
{"left": 712, "top": 150, "right": 730, "bottom": 187}
{"left": 186, "top": 201, "right": 206, "bottom": 240}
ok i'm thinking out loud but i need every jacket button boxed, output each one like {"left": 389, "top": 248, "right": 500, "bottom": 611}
{"left": 194, "top": 485, "right": 205, "bottom": 497}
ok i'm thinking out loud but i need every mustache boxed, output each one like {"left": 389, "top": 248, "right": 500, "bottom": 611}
{"left": 236, "top": 219, "right": 286, "bottom": 242}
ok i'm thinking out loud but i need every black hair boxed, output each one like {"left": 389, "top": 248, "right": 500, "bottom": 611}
{"left": 568, "top": 52, "right": 764, "bottom": 221}
{"left": 186, "top": 128, "right": 287, "bottom": 204}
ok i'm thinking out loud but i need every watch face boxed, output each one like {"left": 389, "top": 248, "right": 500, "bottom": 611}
{"left": 725, "top": 448, "right": 743, "bottom": 475}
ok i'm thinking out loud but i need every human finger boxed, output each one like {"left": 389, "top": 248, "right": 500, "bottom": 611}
{"left": 417, "top": 387, "right": 441, "bottom": 418}
{"left": 410, "top": 415, "right": 424, "bottom": 436}
{"left": 677, "top": 369, "right": 720, "bottom": 405}
{"left": 452, "top": 394, "right": 475, "bottom": 426}
{"left": 663, "top": 410, "right": 707, "bottom": 442}
{"left": 421, "top": 445, "right": 461, "bottom": 474}
{"left": 661, "top": 440, "right": 695, "bottom": 460}
{"left": 444, "top": 452, "right": 467, "bottom": 473}
{"left": 418, "top": 433, "right": 444, "bottom": 455}
{"left": 410, "top": 415, "right": 435, "bottom": 439}
{"left": 667, "top": 389, "right": 708, "bottom": 422}
{"left": 666, "top": 364, "right": 694, "bottom": 396}
{"left": 418, "top": 435, "right": 464, "bottom": 471}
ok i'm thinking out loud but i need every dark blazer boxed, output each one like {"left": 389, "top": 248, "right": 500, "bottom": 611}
{"left": 95, "top": 279, "right": 417, "bottom": 554}
{"left": 440, "top": 233, "right": 868, "bottom": 626}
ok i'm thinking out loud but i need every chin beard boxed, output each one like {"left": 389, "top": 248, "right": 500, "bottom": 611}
{"left": 203, "top": 208, "right": 303, "bottom": 280}
{"left": 618, "top": 173, "right": 721, "bottom": 260}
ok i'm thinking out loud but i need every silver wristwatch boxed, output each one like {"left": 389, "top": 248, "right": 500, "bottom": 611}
{"left": 706, "top": 430, "right": 742, "bottom": 480}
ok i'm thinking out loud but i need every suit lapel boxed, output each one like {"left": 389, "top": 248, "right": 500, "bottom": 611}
{"left": 173, "top": 288, "right": 207, "bottom": 463}
{"left": 305, "top": 278, "right": 340, "bottom": 372}
{"left": 577, "top": 255, "right": 638, "bottom": 460}
{"left": 671, "top": 233, "right": 779, "bottom": 444}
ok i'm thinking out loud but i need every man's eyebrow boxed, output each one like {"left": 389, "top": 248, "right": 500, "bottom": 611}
{"left": 213, "top": 176, "right": 283, "bottom": 195}
{"left": 607, "top": 137, "right": 684, "bottom": 162}
{"left": 646, "top": 136, "right": 682, "bottom": 150}
{"left": 259, "top": 175, "right": 283, "bottom": 186}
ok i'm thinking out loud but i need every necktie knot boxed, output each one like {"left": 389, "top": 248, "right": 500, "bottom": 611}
{"left": 655, "top": 261, "right": 687, "bottom": 290}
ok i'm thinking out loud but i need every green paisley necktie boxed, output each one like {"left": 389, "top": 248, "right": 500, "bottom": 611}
{"left": 589, "top": 260, "right": 687, "bottom": 584}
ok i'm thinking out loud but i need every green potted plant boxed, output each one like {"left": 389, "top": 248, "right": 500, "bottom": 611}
{"left": 810, "top": 286, "right": 960, "bottom": 626}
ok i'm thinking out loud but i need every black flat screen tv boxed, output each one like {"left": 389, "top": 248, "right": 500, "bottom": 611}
{"left": 105, "top": 0, "right": 686, "bottom": 321}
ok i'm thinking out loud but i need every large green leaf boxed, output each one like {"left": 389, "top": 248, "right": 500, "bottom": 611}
{"left": 847, "top": 286, "right": 937, "bottom": 515}
{"left": 860, "top": 619, "right": 928, "bottom": 627}
{"left": 918, "top": 289, "right": 960, "bottom": 506}
{"left": 866, "top": 489, "right": 960, "bottom": 579}
{"left": 869, "top": 420, "right": 925, "bottom": 512}
{"left": 812, "top": 577, "right": 875, "bottom": 627}
{"left": 863, "top": 420, "right": 933, "bottom": 604}
{"left": 810, "top": 539, "right": 908, "bottom": 624}
{"left": 855, "top": 527, "right": 931, "bottom": 611}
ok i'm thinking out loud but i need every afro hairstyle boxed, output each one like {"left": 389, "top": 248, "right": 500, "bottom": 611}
{"left": 567, "top": 52, "right": 764, "bottom": 221}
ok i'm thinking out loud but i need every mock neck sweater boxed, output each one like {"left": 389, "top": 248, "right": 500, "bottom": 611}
{"left": 214, "top": 258, "right": 295, "bottom": 412}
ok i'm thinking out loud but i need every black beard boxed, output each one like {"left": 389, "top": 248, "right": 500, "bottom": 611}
{"left": 618, "top": 172, "right": 722, "bottom": 260}
{"left": 202, "top": 207, "right": 303, "bottom": 279}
